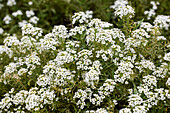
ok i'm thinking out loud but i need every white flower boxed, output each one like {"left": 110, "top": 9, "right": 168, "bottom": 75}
{"left": 69, "top": 25, "right": 86, "bottom": 36}
{"left": 128, "top": 94, "right": 143, "bottom": 107}
{"left": 143, "top": 75, "right": 157, "bottom": 88}
{"left": 166, "top": 78, "right": 170, "bottom": 86}
{"left": 21, "top": 23, "right": 43, "bottom": 39}
{"left": 115, "top": 5, "right": 135, "bottom": 19}
{"left": 164, "top": 52, "right": 170, "bottom": 61}
{"left": 110, "top": 0, "right": 128, "bottom": 10}
{"left": 3, "top": 36, "right": 19, "bottom": 47}
{"left": 12, "top": 10, "right": 23, "bottom": 17}
{"left": 88, "top": 18, "right": 113, "bottom": 28}
{"left": 26, "top": 10, "right": 35, "bottom": 18}
{"left": 52, "top": 25, "right": 69, "bottom": 39}
{"left": 3, "top": 15, "right": 12, "bottom": 24}
{"left": 96, "top": 108, "right": 108, "bottom": 113}
{"left": 83, "top": 69, "right": 100, "bottom": 87}
{"left": 133, "top": 106, "right": 147, "bottom": 113}
{"left": 72, "top": 11, "right": 93, "bottom": 24}
{"left": 0, "top": 28, "right": 4, "bottom": 34}
{"left": 156, "top": 36, "right": 166, "bottom": 41}
{"left": 18, "top": 20, "right": 28, "bottom": 27}
{"left": 28, "top": 1, "right": 33, "bottom": 5}
{"left": 29, "top": 16, "right": 39, "bottom": 24}
{"left": 154, "top": 15, "right": 170, "bottom": 30}
{"left": 119, "top": 108, "right": 132, "bottom": 113}
{"left": 144, "top": 1, "right": 159, "bottom": 20}
{"left": 0, "top": 3, "right": 4, "bottom": 10}
{"left": 18, "top": 68, "right": 28, "bottom": 76}
{"left": 7, "top": 0, "right": 16, "bottom": 6}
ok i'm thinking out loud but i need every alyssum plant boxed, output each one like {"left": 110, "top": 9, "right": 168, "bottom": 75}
{"left": 0, "top": 5, "right": 169, "bottom": 113}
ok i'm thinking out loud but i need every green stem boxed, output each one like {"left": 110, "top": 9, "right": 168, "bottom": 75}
{"left": 29, "top": 36, "right": 40, "bottom": 55}
{"left": 132, "top": 81, "right": 137, "bottom": 94}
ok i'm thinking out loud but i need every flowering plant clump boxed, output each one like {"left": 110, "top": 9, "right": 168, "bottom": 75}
{"left": 144, "top": 1, "right": 160, "bottom": 20}
{"left": 0, "top": 1, "right": 170, "bottom": 113}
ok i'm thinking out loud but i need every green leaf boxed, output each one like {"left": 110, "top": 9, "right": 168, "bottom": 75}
{"left": 28, "top": 79, "right": 32, "bottom": 86}
{"left": 134, "top": 18, "right": 144, "bottom": 30}
{"left": 9, "top": 25, "right": 18, "bottom": 33}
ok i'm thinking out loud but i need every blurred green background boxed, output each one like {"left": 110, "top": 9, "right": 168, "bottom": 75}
{"left": 0, "top": 0, "right": 169, "bottom": 44}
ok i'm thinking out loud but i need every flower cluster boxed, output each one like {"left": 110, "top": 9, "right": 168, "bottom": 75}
{"left": 0, "top": 4, "right": 169, "bottom": 113}
{"left": 153, "top": 15, "right": 170, "bottom": 30}
{"left": 144, "top": 1, "right": 160, "bottom": 20}
{"left": 3, "top": 15, "right": 12, "bottom": 24}
{"left": 86, "top": 108, "right": 108, "bottom": 113}
{"left": 12, "top": 10, "right": 23, "bottom": 17}
{"left": 72, "top": 11, "right": 93, "bottom": 24}
{"left": 115, "top": 5, "right": 135, "bottom": 19}
{"left": 21, "top": 23, "right": 43, "bottom": 39}
{"left": 73, "top": 88, "right": 93, "bottom": 109}
{"left": 124, "top": 28, "right": 150, "bottom": 47}
{"left": 7, "top": 0, "right": 16, "bottom": 7}
{"left": 163, "top": 52, "right": 170, "bottom": 61}
{"left": 110, "top": 0, "right": 128, "bottom": 10}
{"left": 0, "top": 87, "right": 56, "bottom": 112}
{"left": 1, "top": 0, "right": 40, "bottom": 36}
{"left": 114, "top": 60, "right": 134, "bottom": 83}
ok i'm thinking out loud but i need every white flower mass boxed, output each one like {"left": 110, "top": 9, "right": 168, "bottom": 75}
{"left": 0, "top": 0, "right": 169, "bottom": 112}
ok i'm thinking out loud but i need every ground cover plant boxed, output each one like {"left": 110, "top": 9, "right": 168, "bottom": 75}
{"left": 0, "top": 0, "right": 170, "bottom": 43}
{"left": 0, "top": 0, "right": 170, "bottom": 113}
